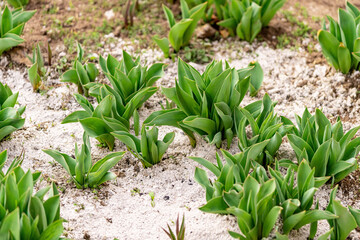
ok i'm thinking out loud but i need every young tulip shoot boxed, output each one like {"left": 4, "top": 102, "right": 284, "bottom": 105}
{"left": 144, "top": 58, "right": 264, "bottom": 148}
{"left": 43, "top": 133, "right": 125, "bottom": 188}
{"left": 0, "top": 6, "right": 36, "bottom": 55}
{"left": 284, "top": 108, "right": 360, "bottom": 183}
{"left": 111, "top": 125, "right": 175, "bottom": 168}
{"left": 318, "top": 2, "right": 360, "bottom": 74}
{"left": 0, "top": 82, "right": 25, "bottom": 141}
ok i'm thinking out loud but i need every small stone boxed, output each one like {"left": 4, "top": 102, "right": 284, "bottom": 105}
{"left": 134, "top": 165, "right": 140, "bottom": 173}
{"left": 164, "top": 196, "right": 170, "bottom": 201}
{"left": 59, "top": 52, "right": 66, "bottom": 58}
{"left": 114, "top": 26, "right": 122, "bottom": 37}
{"left": 196, "top": 24, "right": 217, "bottom": 39}
{"left": 104, "top": 9, "right": 115, "bottom": 20}
{"left": 0, "top": 56, "right": 9, "bottom": 68}
{"left": 83, "top": 232, "right": 90, "bottom": 240}
{"left": 296, "top": 80, "right": 308, "bottom": 88}
{"left": 220, "top": 29, "right": 229, "bottom": 38}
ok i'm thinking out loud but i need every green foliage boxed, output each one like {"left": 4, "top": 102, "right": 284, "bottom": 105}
{"left": 183, "top": 46, "right": 211, "bottom": 64}
{"left": 0, "top": 6, "right": 36, "bottom": 55}
{"left": 0, "top": 82, "right": 25, "bottom": 141}
{"left": 0, "top": 150, "right": 26, "bottom": 180}
{"left": 318, "top": 2, "right": 360, "bottom": 74}
{"left": 185, "top": 0, "right": 214, "bottom": 22}
{"left": 155, "top": 0, "right": 207, "bottom": 56}
{"left": 218, "top": 0, "right": 285, "bottom": 42}
{"left": 43, "top": 133, "right": 124, "bottom": 188}
{"left": 285, "top": 108, "right": 360, "bottom": 183}
{"left": 61, "top": 43, "right": 99, "bottom": 96}
{"left": 325, "top": 186, "right": 360, "bottom": 240}
{"left": 269, "top": 160, "right": 336, "bottom": 236}
{"left": 144, "top": 59, "right": 263, "bottom": 148}
{"left": 90, "top": 50, "right": 164, "bottom": 107}
{"left": 162, "top": 214, "right": 185, "bottom": 240}
{"left": 235, "top": 93, "right": 292, "bottom": 166}
{"left": 0, "top": 150, "right": 63, "bottom": 239}
{"left": 194, "top": 143, "right": 279, "bottom": 240}
{"left": 28, "top": 43, "right": 46, "bottom": 91}
{"left": 62, "top": 94, "right": 125, "bottom": 150}
{"left": 192, "top": 140, "right": 269, "bottom": 213}
{"left": 7, "top": 0, "right": 29, "bottom": 8}
{"left": 227, "top": 176, "right": 282, "bottom": 240}
{"left": 112, "top": 126, "right": 175, "bottom": 168}
{"left": 62, "top": 51, "right": 164, "bottom": 150}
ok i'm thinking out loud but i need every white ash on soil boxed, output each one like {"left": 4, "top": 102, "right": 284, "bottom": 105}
{"left": 0, "top": 37, "right": 360, "bottom": 239}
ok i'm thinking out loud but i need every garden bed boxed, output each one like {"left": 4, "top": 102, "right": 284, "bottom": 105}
{"left": 1, "top": 0, "right": 360, "bottom": 239}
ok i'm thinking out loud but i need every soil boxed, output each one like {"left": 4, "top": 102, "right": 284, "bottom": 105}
{"left": 1, "top": 0, "right": 360, "bottom": 240}
{"left": 7, "top": 0, "right": 360, "bottom": 68}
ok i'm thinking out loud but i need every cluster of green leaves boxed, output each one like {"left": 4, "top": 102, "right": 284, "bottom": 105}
{"left": 235, "top": 93, "right": 292, "bottom": 166}
{"left": 193, "top": 107, "right": 360, "bottom": 238}
{"left": 193, "top": 141, "right": 280, "bottom": 239}
{"left": 325, "top": 186, "right": 360, "bottom": 240}
{"left": 0, "top": 82, "right": 25, "bottom": 141}
{"left": 269, "top": 160, "right": 337, "bottom": 238}
{"left": 0, "top": 6, "right": 35, "bottom": 55}
{"left": 28, "top": 43, "right": 46, "bottom": 91}
{"left": 61, "top": 43, "right": 99, "bottom": 96}
{"left": 111, "top": 126, "right": 175, "bottom": 168}
{"left": 93, "top": 51, "right": 164, "bottom": 108}
{"left": 0, "top": 150, "right": 64, "bottom": 239}
{"left": 62, "top": 51, "right": 165, "bottom": 150}
{"left": 318, "top": 2, "right": 360, "bottom": 74}
{"left": 192, "top": 141, "right": 269, "bottom": 212}
{"left": 144, "top": 59, "right": 263, "bottom": 148}
{"left": 284, "top": 108, "right": 360, "bottom": 183}
{"left": 218, "top": 0, "right": 285, "bottom": 42}
{"left": 162, "top": 214, "right": 185, "bottom": 240}
{"left": 226, "top": 176, "right": 282, "bottom": 240}
{"left": 7, "top": 0, "right": 28, "bottom": 8}
{"left": 194, "top": 145, "right": 360, "bottom": 239}
{"left": 43, "top": 133, "right": 124, "bottom": 189}
{"left": 153, "top": 0, "right": 207, "bottom": 57}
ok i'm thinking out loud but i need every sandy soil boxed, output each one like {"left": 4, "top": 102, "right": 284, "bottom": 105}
{"left": 1, "top": 34, "right": 360, "bottom": 239}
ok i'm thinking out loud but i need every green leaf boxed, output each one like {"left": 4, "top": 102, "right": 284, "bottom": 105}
{"left": 0, "top": 33, "right": 24, "bottom": 55}
{"left": 199, "top": 196, "right": 229, "bottom": 214}
{"left": 310, "top": 140, "right": 331, "bottom": 177}
{"left": 1, "top": 6, "right": 13, "bottom": 36}
{"left": 162, "top": 4, "right": 176, "bottom": 28}
{"left": 183, "top": 2, "right": 207, "bottom": 45}
{"left": 43, "top": 195, "right": 60, "bottom": 225}
{"left": 183, "top": 116, "right": 216, "bottom": 137}
{"left": 194, "top": 167, "right": 214, "bottom": 201}
{"left": 248, "top": 61, "right": 263, "bottom": 96}
{"left": 317, "top": 30, "right": 340, "bottom": 70}
{"left": 88, "top": 152, "right": 124, "bottom": 187}
{"left": 0, "top": 208, "right": 20, "bottom": 240}
{"left": 61, "top": 69, "right": 79, "bottom": 84}
{"left": 330, "top": 200, "right": 357, "bottom": 240}
{"left": 283, "top": 211, "right": 306, "bottom": 234}
{"left": 29, "top": 196, "right": 48, "bottom": 233}
{"left": 339, "top": 8, "right": 356, "bottom": 52}
{"left": 111, "top": 131, "right": 141, "bottom": 153}
{"left": 337, "top": 43, "right": 351, "bottom": 74}
{"left": 38, "top": 219, "right": 64, "bottom": 240}
{"left": 144, "top": 109, "right": 187, "bottom": 127}
{"left": 169, "top": 19, "right": 193, "bottom": 52}
{"left": 263, "top": 206, "right": 282, "bottom": 237}
{"left": 294, "top": 210, "right": 337, "bottom": 230}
